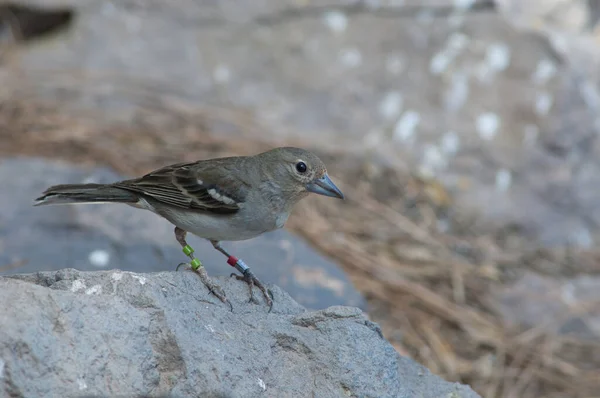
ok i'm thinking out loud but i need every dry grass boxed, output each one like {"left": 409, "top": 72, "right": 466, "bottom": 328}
{"left": 1, "top": 94, "right": 599, "bottom": 398}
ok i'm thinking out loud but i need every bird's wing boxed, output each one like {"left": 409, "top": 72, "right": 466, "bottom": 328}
{"left": 113, "top": 159, "right": 250, "bottom": 214}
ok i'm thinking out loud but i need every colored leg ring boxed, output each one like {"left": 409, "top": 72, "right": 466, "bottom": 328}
{"left": 227, "top": 256, "right": 250, "bottom": 274}
{"left": 190, "top": 258, "right": 202, "bottom": 270}
{"left": 182, "top": 245, "right": 194, "bottom": 256}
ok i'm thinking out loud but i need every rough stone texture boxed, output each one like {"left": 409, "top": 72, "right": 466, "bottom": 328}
{"left": 0, "top": 156, "right": 364, "bottom": 310}
{"left": 0, "top": 269, "right": 480, "bottom": 398}
{"left": 3, "top": 0, "right": 600, "bottom": 249}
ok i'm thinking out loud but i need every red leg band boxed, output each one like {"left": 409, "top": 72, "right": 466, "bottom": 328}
{"left": 227, "top": 256, "right": 239, "bottom": 267}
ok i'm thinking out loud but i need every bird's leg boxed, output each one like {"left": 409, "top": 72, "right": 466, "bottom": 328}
{"left": 210, "top": 240, "right": 273, "bottom": 310}
{"left": 174, "top": 227, "right": 231, "bottom": 309}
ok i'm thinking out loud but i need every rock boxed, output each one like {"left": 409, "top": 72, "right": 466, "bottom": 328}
{"left": 0, "top": 157, "right": 365, "bottom": 310}
{"left": 0, "top": 269, "right": 481, "bottom": 397}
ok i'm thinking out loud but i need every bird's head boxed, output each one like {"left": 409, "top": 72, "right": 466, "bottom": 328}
{"left": 259, "top": 147, "right": 344, "bottom": 202}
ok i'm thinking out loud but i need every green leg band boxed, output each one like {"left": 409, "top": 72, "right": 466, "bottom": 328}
{"left": 182, "top": 245, "right": 194, "bottom": 256}
{"left": 190, "top": 258, "right": 202, "bottom": 270}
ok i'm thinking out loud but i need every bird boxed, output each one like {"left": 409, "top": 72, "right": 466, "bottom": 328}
{"left": 33, "top": 147, "right": 344, "bottom": 310}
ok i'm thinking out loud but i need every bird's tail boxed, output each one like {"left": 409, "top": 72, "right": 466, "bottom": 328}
{"left": 33, "top": 183, "right": 139, "bottom": 206}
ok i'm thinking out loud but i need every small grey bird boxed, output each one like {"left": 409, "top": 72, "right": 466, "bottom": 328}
{"left": 34, "top": 147, "right": 344, "bottom": 310}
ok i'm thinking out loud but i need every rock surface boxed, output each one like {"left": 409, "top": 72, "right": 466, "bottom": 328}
{"left": 0, "top": 269, "right": 480, "bottom": 398}
{"left": 0, "top": 156, "right": 364, "bottom": 310}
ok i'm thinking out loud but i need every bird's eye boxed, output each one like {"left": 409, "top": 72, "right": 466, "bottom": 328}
{"left": 295, "top": 161, "right": 307, "bottom": 173}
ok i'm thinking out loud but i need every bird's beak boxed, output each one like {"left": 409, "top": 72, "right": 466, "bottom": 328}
{"left": 306, "top": 173, "right": 344, "bottom": 199}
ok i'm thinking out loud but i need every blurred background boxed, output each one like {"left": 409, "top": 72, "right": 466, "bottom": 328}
{"left": 1, "top": 0, "right": 600, "bottom": 397}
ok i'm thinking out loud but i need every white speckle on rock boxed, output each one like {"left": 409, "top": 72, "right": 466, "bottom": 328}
{"left": 485, "top": 43, "right": 511, "bottom": 72}
{"left": 580, "top": 81, "right": 600, "bottom": 110}
{"left": 213, "top": 65, "right": 231, "bottom": 84}
{"left": 535, "top": 92, "right": 553, "bottom": 115}
{"left": 205, "top": 324, "right": 215, "bottom": 333}
{"left": 393, "top": 111, "right": 420, "bottom": 142}
{"left": 89, "top": 250, "right": 110, "bottom": 268}
{"left": 441, "top": 131, "right": 460, "bottom": 154}
{"left": 447, "top": 33, "right": 470, "bottom": 52}
{"left": 258, "top": 378, "right": 267, "bottom": 391}
{"left": 523, "top": 124, "right": 539, "bottom": 147}
{"left": 131, "top": 275, "right": 147, "bottom": 285}
{"left": 444, "top": 72, "right": 469, "bottom": 112}
{"left": 550, "top": 35, "right": 568, "bottom": 55}
{"left": 77, "top": 378, "right": 87, "bottom": 390}
{"left": 570, "top": 227, "right": 593, "bottom": 248}
{"left": 385, "top": 54, "right": 404, "bottom": 75}
{"left": 339, "top": 48, "right": 362, "bottom": 68}
{"left": 430, "top": 51, "right": 452, "bottom": 75}
{"left": 532, "top": 59, "right": 557, "bottom": 85}
{"left": 421, "top": 144, "right": 447, "bottom": 175}
{"left": 495, "top": 169, "right": 512, "bottom": 192}
{"left": 111, "top": 272, "right": 123, "bottom": 281}
{"left": 379, "top": 92, "right": 404, "bottom": 120}
{"left": 453, "top": 0, "right": 476, "bottom": 9}
{"left": 561, "top": 284, "right": 576, "bottom": 305}
{"left": 322, "top": 10, "right": 348, "bottom": 33}
{"left": 476, "top": 113, "right": 500, "bottom": 140}
{"left": 85, "top": 285, "right": 102, "bottom": 295}
{"left": 430, "top": 34, "right": 469, "bottom": 76}
{"left": 71, "top": 280, "right": 86, "bottom": 293}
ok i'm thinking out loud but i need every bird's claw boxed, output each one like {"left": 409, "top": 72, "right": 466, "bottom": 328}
{"left": 231, "top": 269, "right": 274, "bottom": 311}
{"left": 176, "top": 262, "right": 188, "bottom": 271}
{"left": 178, "top": 262, "right": 233, "bottom": 312}
{"left": 205, "top": 284, "right": 233, "bottom": 312}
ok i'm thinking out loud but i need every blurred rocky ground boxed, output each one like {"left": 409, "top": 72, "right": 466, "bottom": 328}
{"left": 1, "top": 0, "right": 600, "bottom": 397}
{"left": 3, "top": 0, "right": 600, "bottom": 247}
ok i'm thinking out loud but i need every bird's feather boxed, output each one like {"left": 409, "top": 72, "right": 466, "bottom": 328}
{"left": 113, "top": 159, "right": 250, "bottom": 214}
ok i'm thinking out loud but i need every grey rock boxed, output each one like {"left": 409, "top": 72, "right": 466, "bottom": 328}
{"left": 0, "top": 157, "right": 364, "bottom": 310}
{"left": 0, "top": 269, "right": 481, "bottom": 398}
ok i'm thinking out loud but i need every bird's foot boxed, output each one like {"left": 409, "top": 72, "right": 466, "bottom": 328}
{"left": 177, "top": 262, "right": 233, "bottom": 311}
{"left": 231, "top": 268, "right": 273, "bottom": 311}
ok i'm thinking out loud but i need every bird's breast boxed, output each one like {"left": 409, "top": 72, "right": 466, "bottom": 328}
{"left": 157, "top": 205, "right": 286, "bottom": 242}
